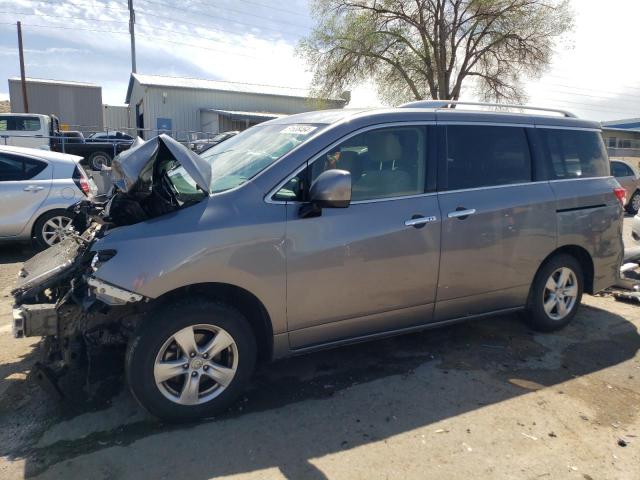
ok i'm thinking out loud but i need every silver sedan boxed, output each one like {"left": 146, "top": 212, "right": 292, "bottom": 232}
{"left": 0, "top": 145, "right": 95, "bottom": 248}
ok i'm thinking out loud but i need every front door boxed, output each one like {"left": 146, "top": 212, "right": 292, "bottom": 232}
{"left": 0, "top": 153, "right": 51, "bottom": 237}
{"left": 435, "top": 124, "right": 557, "bottom": 320}
{"left": 281, "top": 125, "right": 441, "bottom": 349}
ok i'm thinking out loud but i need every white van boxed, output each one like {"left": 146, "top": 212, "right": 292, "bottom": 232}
{"left": 0, "top": 113, "right": 53, "bottom": 150}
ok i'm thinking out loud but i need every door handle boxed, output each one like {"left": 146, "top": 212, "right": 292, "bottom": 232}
{"left": 23, "top": 185, "right": 44, "bottom": 192}
{"left": 405, "top": 215, "right": 437, "bottom": 227}
{"left": 448, "top": 208, "right": 476, "bottom": 219}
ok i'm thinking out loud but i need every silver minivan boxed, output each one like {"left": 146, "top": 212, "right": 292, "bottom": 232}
{"left": 12, "top": 102, "right": 624, "bottom": 421}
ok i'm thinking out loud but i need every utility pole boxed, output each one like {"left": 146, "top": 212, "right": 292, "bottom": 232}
{"left": 128, "top": 0, "right": 137, "bottom": 73}
{"left": 17, "top": 21, "right": 29, "bottom": 112}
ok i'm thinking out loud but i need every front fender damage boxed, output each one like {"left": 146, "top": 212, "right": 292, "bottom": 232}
{"left": 11, "top": 229, "right": 149, "bottom": 384}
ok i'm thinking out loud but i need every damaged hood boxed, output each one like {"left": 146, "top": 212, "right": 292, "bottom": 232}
{"left": 111, "top": 134, "right": 212, "bottom": 193}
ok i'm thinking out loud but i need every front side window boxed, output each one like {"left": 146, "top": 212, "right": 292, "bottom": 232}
{"left": 309, "top": 126, "right": 427, "bottom": 202}
{"left": 201, "top": 123, "right": 324, "bottom": 193}
{"left": 445, "top": 125, "right": 532, "bottom": 190}
{"left": 540, "top": 129, "right": 609, "bottom": 179}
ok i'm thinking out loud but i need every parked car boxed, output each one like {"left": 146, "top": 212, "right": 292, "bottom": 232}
{"left": 11, "top": 102, "right": 624, "bottom": 422}
{"left": 610, "top": 158, "right": 640, "bottom": 214}
{"left": 0, "top": 113, "right": 133, "bottom": 171}
{"left": 86, "top": 131, "right": 135, "bottom": 143}
{"left": 0, "top": 145, "right": 95, "bottom": 248}
{"left": 56, "top": 130, "right": 85, "bottom": 144}
{"left": 188, "top": 131, "right": 239, "bottom": 153}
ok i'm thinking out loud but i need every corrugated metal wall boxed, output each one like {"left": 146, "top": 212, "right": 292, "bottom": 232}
{"left": 127, "top": 81, "right": 344, "bottom": 140}
{"left": 8, "top": 80, "right": 103, "bottom": 133}
{"left": 103, "top": 105, "right": 130, "bottom": 131}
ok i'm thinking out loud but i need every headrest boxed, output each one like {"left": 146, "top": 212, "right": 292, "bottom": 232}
{"left": 368, "top": 133, "right": 402, "bottom": 164}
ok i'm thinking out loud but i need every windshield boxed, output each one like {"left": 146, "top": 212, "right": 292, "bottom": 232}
{"left": 200, "top": 123, "right": 324, "bottom": 193}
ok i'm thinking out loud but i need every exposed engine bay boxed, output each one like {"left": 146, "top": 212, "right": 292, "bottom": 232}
{"left": 11, "top": 135, "right": 211, "bottom": 392}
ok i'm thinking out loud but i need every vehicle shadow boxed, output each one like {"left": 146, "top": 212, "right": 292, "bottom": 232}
{"left": 9, "top": 300, "right": 640, "bottom": 479}
{"left": 0, "top": 243, "right": 34, "bottom": 265}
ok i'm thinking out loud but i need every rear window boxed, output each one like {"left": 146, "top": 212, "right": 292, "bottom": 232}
{"left": 0, "top": 116, "right": 42, "bottom": 132}
{"left": 445, "top": 125, "right": 532, "bottom": 190}
{"left": 0, "top": 154, "right": 46, "bottom": 181}
{"left": 540, "top": 129, "right": 608, "bottom": 179}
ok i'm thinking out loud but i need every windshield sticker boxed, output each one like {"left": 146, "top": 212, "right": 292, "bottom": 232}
{"left": 280, "top": 125, "right": 317, "bottom": 135}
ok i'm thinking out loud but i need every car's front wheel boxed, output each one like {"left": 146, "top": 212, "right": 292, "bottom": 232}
{"left": 524, "top": 254, "right": 583, "bottom": 332}
{"left": 126, "top": 300, "right": 256, "bottom": 422}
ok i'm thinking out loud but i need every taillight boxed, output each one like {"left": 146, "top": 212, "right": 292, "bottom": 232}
{"left": 614, "top": 187, "right": 626, "bottom": 205}
{"left": 72, "top": 165, "right": 91, "bottom": 196}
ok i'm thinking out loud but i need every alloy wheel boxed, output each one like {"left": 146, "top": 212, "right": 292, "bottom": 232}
{"left": 632, "top": 194, "right": 640, "bottom": 213}
{"left": 42, "top": 216, "right": 74, "bottom": 246}
{"left": 542, "top": 267, "right": 578, "bottom": 321}
{"left": 153, "top": 324, "right": 238, "bottom": 405}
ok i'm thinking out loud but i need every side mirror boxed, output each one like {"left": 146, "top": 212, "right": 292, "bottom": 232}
{"left": 300, "top": 169, "right": 351, "bottom": 218}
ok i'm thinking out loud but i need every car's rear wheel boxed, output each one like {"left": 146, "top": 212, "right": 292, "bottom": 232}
{"left": 87, "top": 151, "right": 111, "bottom": 171}
{"left": 524, "top": 254, "right": 583, "bottom": 332}
{"left": 626, "top": 191, "right": 640, "bottom": 215}
{"left": 33, "top": 209, "right": 76, "bottom": 249}
{"left": 126, "top": 300, "right": 256, "bottom": 422}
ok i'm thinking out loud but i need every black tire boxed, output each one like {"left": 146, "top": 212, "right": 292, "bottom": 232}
{"left": 87, "top": 151, "right": 112, "bottom": 171}
{"left": 524, "top": 254, "right": 583, "bottom": 332}
{"left": 626, "top": 191, "right": 640, "bottom": 215}
{"left": 32, "top": 209, "right": 75, "bottom": 250}
{"left": 126, "top": 300, "right": 257, "bottom": 422}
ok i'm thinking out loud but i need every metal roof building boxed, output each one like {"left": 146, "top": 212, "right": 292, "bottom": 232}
{"left": 125, "top": 73, "right": 348, "bottom": 140}
{"left": 8, "top": 77, "right": 103, "bottom": 133}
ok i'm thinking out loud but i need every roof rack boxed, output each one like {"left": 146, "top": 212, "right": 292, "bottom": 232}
{"left": 398, "top": 100, "right": 577, "bottom": 118}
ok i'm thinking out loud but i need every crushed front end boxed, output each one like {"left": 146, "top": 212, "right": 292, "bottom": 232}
{"left": 11, "top": 223, "right": 147, "bottom": 376}
{"left": 10, "top": 134, "right": 210, "bottom": 390}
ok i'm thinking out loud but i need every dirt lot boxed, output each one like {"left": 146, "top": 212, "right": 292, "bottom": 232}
{"left": 1, "top": 220, "right": 639, "bottom": 480}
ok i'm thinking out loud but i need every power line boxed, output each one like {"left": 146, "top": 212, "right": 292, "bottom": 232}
{"left": 135, "top": 0, "right": 308, "bottom": 36}
{"left": 0, "top": 10, "right": 129, "bottom": 24}
{"left": 1, "top": 9, "right": 286, "bottom": 52}
{"left": 185, "top": 0, "right": 309, "bottom": 17}
{"left": 20, "top": 0, "right": 130, "bottom": 13}
{"left": 0, "top": 22, "right": 277, "bottom": 61}
{"left": 138, "top": 0, "right": 310, "bottom": 30}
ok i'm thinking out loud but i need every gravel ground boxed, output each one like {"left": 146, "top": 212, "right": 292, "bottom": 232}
{"left": 0, "top": 219, "right": 639, "bottom": 480}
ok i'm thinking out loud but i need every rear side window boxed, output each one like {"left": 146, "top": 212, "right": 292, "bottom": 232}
{"left": 611, "top": 161, "right": 633, "bottom": 178}
{"left": 0, "top": 155, "right": 46, "bottom": 181}
{"left": 540, "top": 129, "right": 608, "bottom": 179}
{"left": 0, "top": 156, "right": 23, "bottom": 181}
{"left": 445, "top": 125, "right": 532, "bottom": 190}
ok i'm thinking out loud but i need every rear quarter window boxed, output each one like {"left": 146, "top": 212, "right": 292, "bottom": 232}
{"left": 540, "top": 129, "right": 609, "bottom": 179}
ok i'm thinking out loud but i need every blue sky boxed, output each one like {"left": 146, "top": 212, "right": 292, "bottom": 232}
{"left": 0, "top": 0, "right": 639, "bottom": 120}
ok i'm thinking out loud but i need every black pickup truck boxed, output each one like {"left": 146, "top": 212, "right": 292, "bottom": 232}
{"left": 48, "top": 118, "right": 134, "bottom": 170}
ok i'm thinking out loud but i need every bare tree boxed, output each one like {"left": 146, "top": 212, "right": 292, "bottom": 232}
{"left": 299, "top": 0, "right": 573, "bottom": 104}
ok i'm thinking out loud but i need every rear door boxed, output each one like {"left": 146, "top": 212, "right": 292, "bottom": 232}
{"left": 435, "top": 124, "right": 557, "bottom": 321}
{"left": 0, "top": 153, "right": 52, "bottom": 237}
{"left": 280, "top": 124, "right": 442, "bottom": 349}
